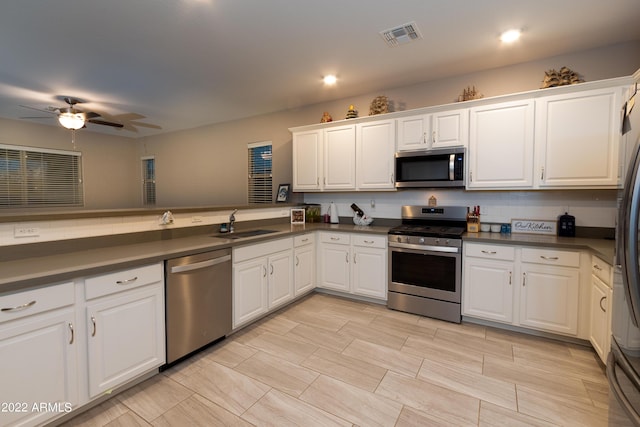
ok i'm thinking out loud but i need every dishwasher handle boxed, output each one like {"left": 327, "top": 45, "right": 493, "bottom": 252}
{"left": 170, "top": 254, "right": 231, "bottom": 274}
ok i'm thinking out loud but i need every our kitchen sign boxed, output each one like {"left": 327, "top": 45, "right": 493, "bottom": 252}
{"left": 511, "top": 219, "right": 557, "bottom": 235}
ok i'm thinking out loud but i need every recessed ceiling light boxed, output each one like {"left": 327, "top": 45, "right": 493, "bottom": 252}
{"left": 500, "top": 29, "right": 521, "bottom": 43}
{"left": 323, "top": 75, "right": 337, "bottom": 85}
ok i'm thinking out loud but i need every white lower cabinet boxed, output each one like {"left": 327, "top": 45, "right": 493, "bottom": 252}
{"left": 294, "top": 233, "right": 316, "bottom": 296}
{"left": 233, "top": 237, "right": 294, "bottom": 329}
{"left": 317, "top": 232, "right": 387, "bottom": 300}
{"left": 589, "top": 256, "right": 613, "bottom": 364}
{"left": 463, "top": 243, "right": 582, "bottom": 337}
{"left": 0, "top": 282, "right": 78, "bottom": 427}
{"left": 84, "top": 264, "right": 165, "bottom": 399}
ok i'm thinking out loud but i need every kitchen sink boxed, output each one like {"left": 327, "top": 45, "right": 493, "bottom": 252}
{"left": 212, "top": 229, "right": 279, "bottom": 239}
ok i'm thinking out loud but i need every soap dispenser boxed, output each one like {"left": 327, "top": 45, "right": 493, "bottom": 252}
{"left": 329, "top": 202, "right": 339, "bottom": 224}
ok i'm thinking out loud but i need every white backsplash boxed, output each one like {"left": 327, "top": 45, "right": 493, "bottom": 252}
{"left": 0, "top": 207, "right": 292, "bottom": 247}
{"left": 304, "top": 189, "right": 618, "bottom": 228}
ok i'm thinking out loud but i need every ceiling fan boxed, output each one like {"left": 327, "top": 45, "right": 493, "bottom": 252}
{"left": 21, "top": 96, "right": 124, "bottom": 130}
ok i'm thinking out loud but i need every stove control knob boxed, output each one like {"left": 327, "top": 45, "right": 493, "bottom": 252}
{"left": 445, "top": 239, "right": 450, "bottom": 245}
{"left": 435, "top": 238, "right": 440, "bottom": 245}
{"left": 396, "top": 236, "right": 402, "bottom": 243}
{"left": 418, "top": 237, "right": 425, "bottom": 244}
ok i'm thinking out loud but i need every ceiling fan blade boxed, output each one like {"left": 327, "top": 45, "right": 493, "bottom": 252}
{"left": 129, "top": 121, "right": 162, "bottom": 129}
{"left": 87, "top": 118, "right": 124, "bottom": 128}
{"left": 84, "top": 111, "right": 100, "bottom": 119}
{"left": 20, "top": 116, "right": 54, "bottom": 119}
{"left": 20, "top": 105, "right": 57, "bottom": 115}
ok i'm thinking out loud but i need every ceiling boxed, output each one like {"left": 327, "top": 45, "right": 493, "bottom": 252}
{"left": 1, "top": 0, "right": 639, "bottom": 138}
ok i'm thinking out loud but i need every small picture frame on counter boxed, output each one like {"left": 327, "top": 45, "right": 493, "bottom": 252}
{"left": 290, "top": 208, "right": 305, "bottom": 224}
{"left": 276, "top": 183, "right": 290, "bottom": 202}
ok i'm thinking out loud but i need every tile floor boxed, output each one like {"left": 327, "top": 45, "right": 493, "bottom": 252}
{"left": 61, "top": 293, "right": 612, "bottom": 426}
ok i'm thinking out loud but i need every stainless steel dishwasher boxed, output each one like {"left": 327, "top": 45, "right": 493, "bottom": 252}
{"left": 165, "top": 248, "right": 232, "bottom": 364}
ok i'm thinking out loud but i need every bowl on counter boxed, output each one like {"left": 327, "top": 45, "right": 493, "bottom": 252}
{"left": 490, "top": 224, "right": 502, "bottom": 233}
{"left": 480, "top": 224, "right": 490, "bottom": 232}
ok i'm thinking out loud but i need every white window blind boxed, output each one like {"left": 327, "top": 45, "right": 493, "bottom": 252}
{"left": 142, "top": 156, "right": 156, "bottom": 206}
{"left": 248, "top": 141, "right": 272, "bottom": 204}
{"left": 0, "top": 144, "right": 83, "bottom": 208}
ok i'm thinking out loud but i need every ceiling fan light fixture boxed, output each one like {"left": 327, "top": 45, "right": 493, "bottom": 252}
{"left": 500, "top": 29, "right": 521, "bottom": 43}
{"left": 58, "top": 112, "right": 85, "bottom": 130}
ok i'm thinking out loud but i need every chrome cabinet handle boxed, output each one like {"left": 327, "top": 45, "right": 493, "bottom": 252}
{"left": 390, "top": 173, "right": 394, "bottom": 184}
{"left": 270, "top": 264, "right": 274, "bottom": 275}
{"left": 345, "top": 252, "right": 349, "bottom": 263}
{"left": 68, "top": 323, "right": 74, "bottom": 344}
{"left": 509, "top": 271, "right": 512, "bottom": 285}
{"left": 1, "top": 300, "right": 36, "bottom": 312}
{"left": 522, "top": 272, "right": 526, "bottom": 286}
{"left": 116, "top": 276, "right": 138, "bottom": 285}
{"left": 593, "top": 264, "right": 603, "bottom": 271}
{"left": 469, "top": 170, "right": 473, "bottom": 182}
{"left": 432, "top": 131, "right": 436, "bottom": 143}
{"left": 263, "top": 266, "right": 267, "bottom": 277}
{"left": 540, "top": 256, "right": 559, "bottom": 261}
{"left": 330, "top": 237, "right": 340, "bottom": 241}
{"left": 481, "top": 250, "right": 497, "bottom": 255}
{"left": 301, "top": 238, "right": 309, "bottom": 242}
{"left": 296, "top": 256, "right": 299, "bottom": 266}
{"left": 91, "top": 316, "right": 96, "bottom": 337}
{"left": 541, "top": 166, "right": 545, "bottom": 180}
{"left": 364, "top": 240, "right": 374, "bottom": 244}
{"left": 353, "top": 254, "right": 357, "bottom": 264}
{"left": 600, "top": 296, "right": 607, "bottom": 312}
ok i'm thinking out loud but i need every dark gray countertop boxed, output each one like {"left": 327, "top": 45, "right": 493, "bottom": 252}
{"left": 1, "top": 222, "right": 615, "bottom": 295}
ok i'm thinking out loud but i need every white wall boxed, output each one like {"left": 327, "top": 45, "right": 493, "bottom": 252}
{"left": 304, "top": 189, "right": 618, "bottom": 228}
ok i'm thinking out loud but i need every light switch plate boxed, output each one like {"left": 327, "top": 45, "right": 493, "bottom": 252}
{"left": 14, "top": 226, "right": 40, "bottom": 237}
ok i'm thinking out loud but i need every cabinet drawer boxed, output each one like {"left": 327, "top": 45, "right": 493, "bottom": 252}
{"left": 320, "top": 232, "right": 350, "bottom": 245}
{"left": 294, "top": 233, "right": 315, "bottom": 247}
{"left": 234, "top": 237, "right": 293, "bottom": 263}
{"left": 85, "top": 263, "right": 163, "bottom": 300}
{"left": 465, "top": 243, "right": 515, "bottom": 261}
{"left": 0, "top": 282, "right": 74, "bottom": 324}
{"left": 352, "top": 234, "right": 386, "bottom": 249}
{"left": 521, "top": 248, "right": 580, "bottom": 268}
{"left": 592, "top": 255, "right": 612, "bottom": 286}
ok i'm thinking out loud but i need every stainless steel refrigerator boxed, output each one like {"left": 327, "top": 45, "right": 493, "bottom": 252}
{"left": 610, "top": 79, "right": 640, "bottom": 426}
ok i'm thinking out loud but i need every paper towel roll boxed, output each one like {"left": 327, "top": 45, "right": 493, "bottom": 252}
{"left": 329, "top": 202, "right": 339, "bottom": 224}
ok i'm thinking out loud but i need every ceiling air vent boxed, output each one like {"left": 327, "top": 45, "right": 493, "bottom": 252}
{"left": 380, "top": 22, "right": 422, "bottom": 47}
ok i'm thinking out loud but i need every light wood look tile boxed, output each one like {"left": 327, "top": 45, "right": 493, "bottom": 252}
{"left": 478, "top": 401, "right": 557, "bottom": 427}
{"left": 418, "top": 358, "right": 517, "bottom": 411}
{"left": 342, "top": 338, "right": 423, "bottom": 378}
{"left": 301, "top": 347, "right": 387, "bottom": 392}
{"left": 62, "top": 293, "right": 612, "bottom": 427}
{"left": 376, "top": 371, "right": 480, "bottom": 426}
{"left": 242, "top": 388, "right": 352, "bottom": 427}
{"left": 244, "top": 331, "right": 318, "bottom": 364}
{"left": 152, "top": 394, "right": 252, "bottom": 427}
{"left": 234, "top": 350, "right": 319, "bottom": 397}
{"left": 116, "top": 375, "right": 193, "bottom": 422}
{"left": 300, "top": 374, "right": 402, "bottom": 427}
{"left": 174, "top": 361, "right": 270, "bottom": 416}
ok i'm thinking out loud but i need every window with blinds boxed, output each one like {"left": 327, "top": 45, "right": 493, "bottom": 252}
{"left": 0, "top": 144, "right": 83, "bottom": 208}
{"left": 248, "top": 141, "right": 272, "bottom": 204}
{"left": 142, "top": 156, "right": 156, "bottom": 206}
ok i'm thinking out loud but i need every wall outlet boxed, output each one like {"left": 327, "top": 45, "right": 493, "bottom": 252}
{"left": 191, "top": 216, "right": 203, "bottom": 223}
{"left": 14, "top": 226, "right": 40, "bottom": 238}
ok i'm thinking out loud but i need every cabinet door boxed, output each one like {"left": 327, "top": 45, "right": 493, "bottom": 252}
{"left": 294, "top": 244, "right": 315, "bottom": 296}
{"left": 397, "top": 114, "right": 429, "bottom": 151}
{"left": 0, "top": 308, "right": 77, "bottom": 427}
{"left": 468, "top": 100, "right": 534, "bottom": 189}
{"left": 352, "top": 245, "right": 387, "bottom": 299}
{"left": 318, "top": 243, "right": 350, "bottom": 292}
{"left": 519, "top": 265, "right": 579, "bottom": 335}
{"left": 292, "top": 130, "right": 322, "bottom": 191}
{"left": 432, "top": 109, "right": 468, "bottom": 148}
{"left": 463, "top": 258, "right": 514, "bottom": 323}
{"left": 233, "top": 258, "right": 269, "bottom": 328}
{"left": 268, "top": 250, "right": 294, "bottom": 309}
{"left": 86, "top": 285, "right": 165, "bottom": 398}
{"left": 536, "top": 87, "right": 621, "bottom": 188}
{"left": 324, "top": 125, "right": 356, "bottom": 190}
{"left": 590, "top": 275, "right": 612, "bottom": 363}
{"left": 356, "top": 120, "right": 396, "bottom": 190}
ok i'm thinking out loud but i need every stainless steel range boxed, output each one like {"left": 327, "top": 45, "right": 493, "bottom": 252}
{"left": 387, "top": 205, "right": 467, "bottom": 323}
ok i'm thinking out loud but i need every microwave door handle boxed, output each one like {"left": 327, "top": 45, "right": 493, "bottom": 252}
{"left": 449, "top": 154, "right": 455, "bottom": 181}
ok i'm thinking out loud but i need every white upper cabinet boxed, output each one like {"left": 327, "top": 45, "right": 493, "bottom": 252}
{"left": 324, "top": 125, "right": 357, "bottom": 190}
{"left": 397, "top": 114, "right": 430, "bottom": 151}
{"left": 396, "top": 109, "right": 468, "bottom": 151}
{"left": 432, "top": 108, "right": 469, "bottom": 149}
{"left": 468, "top": 99, "right": 535, "bottom": 189}
{"left": 292, "top": 129, "right": 323, "bottom": 191}
{"left": 356, "top": 119, "right": 396, "bottom": 189}
{"left": 535, "top": 87, "right": 622, "bottom": 188}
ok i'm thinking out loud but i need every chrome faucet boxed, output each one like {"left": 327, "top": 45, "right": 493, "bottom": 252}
{"left": 229, "top": 209, "right": 238, "bottom": 232}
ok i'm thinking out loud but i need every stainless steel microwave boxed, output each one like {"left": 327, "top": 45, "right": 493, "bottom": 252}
{"left": 395, "top": 147, "right": 465, "bottom": 188}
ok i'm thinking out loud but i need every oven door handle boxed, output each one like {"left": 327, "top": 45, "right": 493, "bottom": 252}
{"left": 389, "top": 242, "right": 460, "bottom": 253}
